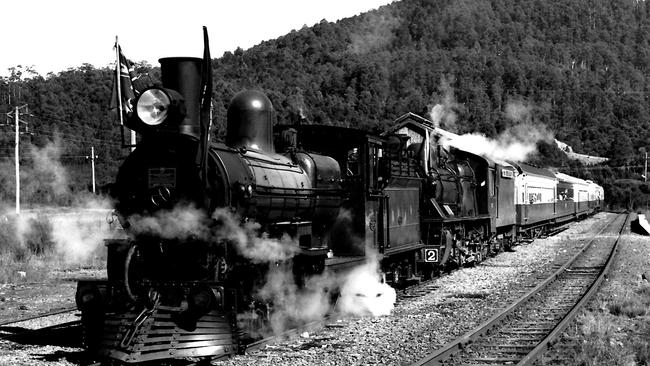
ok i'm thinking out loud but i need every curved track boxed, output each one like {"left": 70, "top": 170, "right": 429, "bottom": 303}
{"left": 410, "top": 212, "right": 628, "bottom": 366}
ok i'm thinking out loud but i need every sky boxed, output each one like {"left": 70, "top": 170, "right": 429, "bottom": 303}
{"left": 0, "top": 0, "right": 395, "bottom": 77}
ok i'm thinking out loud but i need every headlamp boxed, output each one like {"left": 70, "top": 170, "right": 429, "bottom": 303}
{"left": 125, "top": 87, "right": 186, "bottom": 134}
{"left": 137, "top": 89, "right": 171, "bottom": 126}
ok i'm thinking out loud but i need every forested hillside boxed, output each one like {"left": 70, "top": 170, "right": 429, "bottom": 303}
{"left": 1, "top": 0, "right": 650, "bottom": 208}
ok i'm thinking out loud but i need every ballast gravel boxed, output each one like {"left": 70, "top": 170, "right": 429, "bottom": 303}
{"left": 215, "top": 212, "right": 615, "bottom": 366}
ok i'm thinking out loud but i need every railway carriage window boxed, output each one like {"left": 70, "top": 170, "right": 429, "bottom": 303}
{"left": 489, "top": 169, "right": 495, "bottom": 197}
{"left": 346, "top": 148, "right": 359, "bottom": 176}
{"left": 368, "top": 145, "right": 381, "bottom": 190}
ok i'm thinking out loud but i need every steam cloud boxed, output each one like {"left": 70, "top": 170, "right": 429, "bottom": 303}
{"left": 444, "top": 100, "right": 553, "bottom": 162}
{"left": 28, "top": 137, "right": 68, "bottom": 196}
{"left": 78, "top": 195, "right": 396, "bottom": 336}
{"left": 212, "top": 208, "right": 300, "bottom": 263}
{"left": 192, "top": 208, "right": 395, "bottom": 337}
{"left": 428, "top": 76, "right": 460, "bottom": 132}
{"left": 49, "top": 203, "right": 116, "bottom": 263}
{"left": 127, "top": 205, "right": 210, "bottom": 241}
{"left": 0, "top": 136, "right": 118, "bottom": 266}
{"left": 336, "top": 256, "right": 396, "bottom": 317}
{"left": 255, "top": 267, "right": 335, "bottom": 336}
{"left": 428, "top": 84, "right": 554, "bottom": 162}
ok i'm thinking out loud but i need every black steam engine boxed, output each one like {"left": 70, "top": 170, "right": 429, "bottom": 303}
{"left": 76, "top": 32, "right": 602, "bottom": 364}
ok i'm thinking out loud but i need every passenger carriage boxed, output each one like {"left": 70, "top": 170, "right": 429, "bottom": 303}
{"left": 555, "top": 172, "right": 591, "bottom": 218}
{"left": 512, "top": 163, "right": 558, "bottom": 238}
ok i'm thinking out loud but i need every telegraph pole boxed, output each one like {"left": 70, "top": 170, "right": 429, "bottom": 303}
{"left": 91, "top": 146, "right": 96, "bottom": 193}
{"left": 15, "top": 106, "right": 19, "bottom": 214}
{"left": 643, "top": 151, "right": 648, "bottom": 183}
{"left": 7, "top": 104, "right": 29, "bottom": 215}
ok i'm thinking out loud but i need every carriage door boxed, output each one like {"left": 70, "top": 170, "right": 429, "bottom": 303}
{"left": 365, "top": 141, "right": 383, "bottom": 252}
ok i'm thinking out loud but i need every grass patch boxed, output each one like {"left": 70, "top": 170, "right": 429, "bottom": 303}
{"left": 607, "top": 288, "right": 650, "bottom": 318}
{"left": 571, "top": 313, "right": 636, "bottom": 366}
{"left": 637, "top": 284, "right": 650, "bottom": 298}
{"left": 567, "top": 287, "right": 650, "bottom": 366}
{"left": 608, "top": 298, "right": 647, "bottom": 317}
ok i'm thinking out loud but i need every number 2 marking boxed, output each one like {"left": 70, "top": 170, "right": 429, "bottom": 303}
{"left": 424, "top": 248, "right": 438, "bottom": 262}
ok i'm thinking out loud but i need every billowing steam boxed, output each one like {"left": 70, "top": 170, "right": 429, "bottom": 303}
{"left": 442, "top": 122, "right": 552, "bottom": 162}
{"left": 428, "top": 76, "right": 460, "bottom": 132}
{"left": 127, "top": 205, "right": 210, "bottom": 241}
{"left": 211, "top": 208, "right": 299, "bottom": 263}
{"left": 28, "top": 137, "right": 68, "bottom": 196}
{"left": 348, "top": 11, "right": 401, "bottom": 54}
{"left": 254, "top": 267, "right": 335, "bottom": 336}
{"left": 428, "top": 88, "right": 553, "bottom": 162}
{"left": 203, "top": 208, "right": 397, "bottom": 337}
{"left": 336, "top": 257, "right": 396, "bottom": 317}
{"left": 0, "top": 136, "right": 118, "bottom": 267}
{"left": 49, "top": 205, "right": 115, "bottom": 263}
{"left": 445, "top": 100, "right": 553, "bottom": 162}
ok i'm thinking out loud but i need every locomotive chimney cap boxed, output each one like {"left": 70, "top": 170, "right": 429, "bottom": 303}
{"left": 226, "top": 89, "right": 275, "bottom": 153}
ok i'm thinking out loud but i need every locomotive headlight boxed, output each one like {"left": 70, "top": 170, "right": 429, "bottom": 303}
{"left": 125, "top": 87, "right": 186, "bottom": 134}
{"left": 137, "top": 89, "right": 171, "bottom": 126}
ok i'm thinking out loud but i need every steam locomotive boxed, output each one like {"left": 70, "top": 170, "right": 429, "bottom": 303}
{"left": 75, "top": 40, "right": 603, "bottom": 363}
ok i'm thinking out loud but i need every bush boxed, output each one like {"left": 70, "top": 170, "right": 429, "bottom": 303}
{"left": 23, "top": 215, "right": 55, "bottom": 255}
{"left": 608, "top": 292, "right": 648, "bottom": 318}
{"left": 0, "top": 214, "right": 54, "bottom": 258}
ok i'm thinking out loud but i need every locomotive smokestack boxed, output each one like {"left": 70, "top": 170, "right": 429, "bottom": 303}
{"left": 159, "top": 57, "right": 202, "bottom": 139}
{"left": 226, "top": 90, "right": 275, "bottom": 153}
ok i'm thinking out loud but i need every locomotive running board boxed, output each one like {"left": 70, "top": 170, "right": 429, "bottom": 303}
{"left": 99, "top": 305, "right": 236, "bottom": 363}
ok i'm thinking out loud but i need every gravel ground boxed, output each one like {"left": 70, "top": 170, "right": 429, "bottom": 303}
{"left": 0, "top": 213, "right": 620, "bottom": 366}
{"left": 215, "top": 212, "right": 616, "bottom": 366}
{"left": 0, "top": 268, "right": 104, "bottom": 366}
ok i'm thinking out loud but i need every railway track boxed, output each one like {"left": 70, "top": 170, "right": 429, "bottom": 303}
{"left": 0, "top": 305, "right": 80, "bottom": 341}
{"left": 409, "top": 212, "right": 628, "bottom": 366}
{"left": 0, "top": 305, "right": 77, "bottom": 327}
{"left": 241, "top": 214, "right": 608, "bottom": 355}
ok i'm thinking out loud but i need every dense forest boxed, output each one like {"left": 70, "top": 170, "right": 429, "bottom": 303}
{"left": 1, "top": 0, "right": 650, "bottom": 209}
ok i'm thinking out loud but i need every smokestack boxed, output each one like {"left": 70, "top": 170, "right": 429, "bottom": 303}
{"left": 159, "top": 57, "right": 202, "bottom": 139}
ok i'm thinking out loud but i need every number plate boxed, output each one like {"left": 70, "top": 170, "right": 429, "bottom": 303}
{"left": 424, "top": 248, "right": 439, "bottom": 263}
{"left": 148, "top": 167, "right": 176, "bottom": 189}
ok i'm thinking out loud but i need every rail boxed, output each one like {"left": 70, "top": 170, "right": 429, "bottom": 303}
{"left": 410, "top": 212, "right": 628, "bottom": 366}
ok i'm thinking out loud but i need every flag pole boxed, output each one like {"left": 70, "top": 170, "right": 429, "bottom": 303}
{"left": 115, "top": 36, "right": 124, "bottom": 127}
{"left": 115, "top": 36, "right": 127, "bottom": 148}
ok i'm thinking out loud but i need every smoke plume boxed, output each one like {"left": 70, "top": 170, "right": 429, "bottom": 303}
{"left": 254, "top": 267, "right": 335, "bottom": 336}
{"left": 442, "top": 100, "right": 553, "bottom": 162}
{"left": 28, "top": 138, "right": 68, "bottom": 196}
{"left": 336, "top": 256, "right": 396, "bottom": 317}
{"left": 49, "top": 203, "right": 116, "bottom": 263}
{"left": 212, "top": 208, "right": 300, "bottom": 263}
{"left": 223, "top": 208, "right": 396, "bottom": 337}
{"left": 428, "top": 76, "right": 460, "bottom": 132}
{"left": 127, "top": 205, "right": 210, "bottom": 241}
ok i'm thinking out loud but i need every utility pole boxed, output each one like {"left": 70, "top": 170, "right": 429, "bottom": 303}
{"left": 643, "top": 151, "right": 648, "bottom": 183}
{"left": 15, "top": 106, "right": 19, "bottom": 214}
{"left": 5, "top": 104, "right": 29, "bottom": 215}
{"left": 90, "top": 146, "right": 96, "bottom": 193}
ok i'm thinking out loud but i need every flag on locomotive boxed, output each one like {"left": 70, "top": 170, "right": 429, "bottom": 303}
{"left": 109, "top": 41, "right": 137, "bottom": 116}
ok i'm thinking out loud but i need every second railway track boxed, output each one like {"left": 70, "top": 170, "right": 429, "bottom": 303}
{"left": 411, "top": 212, "right": 629, "bottom": 366}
